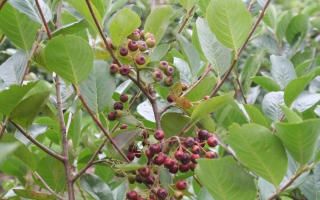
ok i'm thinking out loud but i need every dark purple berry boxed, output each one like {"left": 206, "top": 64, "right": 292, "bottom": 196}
{"left": 157, "top": 188, "right": 168, "bottom": 199}
{"left": 119, "top": 47, "right": 128, "bottom": 56}
{"left": 109, "top": 64, "right": 119, "bottom": 73}
{"left": 113, "top": 102, "right": 124, "bottom": 110}
{"left": 120, "top": 93, "right": 129, "bottom": 102}
{"left": 120, "top": 65, "right": 130, "bottom": 76}
{"left": 149, "top": 143, "right": 161, "bottom": 154}
{"left": 176, "top": 180, "right": 187, "bottom": 190}
{"left": 183, "top": 137, "right": 195, "bottom": 147}
{"left": 154, "top": 130, "right": 165, "bottom": 140}
{"left": 198, "top": 130, "right": 209, "bottom": 140}
{"left": 108, "top": 112, "right": 116, "bottom": 121}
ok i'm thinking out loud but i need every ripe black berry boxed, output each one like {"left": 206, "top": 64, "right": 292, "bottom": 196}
{"left": 149, "top": 143, "right": 161, "bottom": 154}
{"left": 113, "top": 102, "right": 124, "bottom": 110}
{"left": 164, "top": 158, "right": 175, "bottom": 169}
{"left": 127, "top": 152, "right": 135, "bottom": 161}
{"left": 179, "top": 163, "right": 190, "bottom": 173}
{"left": 154, "top": 130, "right": 165, "bottom": 140}
{"left": 157, "top": 188, "right": 168, "bottom": 199}
{"left": 181, "top": 153, "right": 191, "bottom": 164}
{"left": 198, "top": 129, "right": 209, "bottom": 140}
{"left": 120, "top": 93, "right": 129, "bottom": 102}
{"left": 169, "top": 164, "right": 178, "bottom": 174}
{"left": 135, "top": 175, "right": 143, "bottom": 183}
{"left": 174, "top": 150, "right": 184, "bottom": 161}
{"left": 183, "top": 137, "right": 195, "bottom": 147}
{"left": 153, "top": 155, "right": 165, "bottom": 165}
{"left": 145, "top": 175, "right": 155, "bottom": 184}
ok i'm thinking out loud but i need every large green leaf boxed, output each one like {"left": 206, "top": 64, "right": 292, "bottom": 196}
{"left": 275, "top": 119, "right": 320, "bottom": 165}
{"left": 109, "top": 8, "right": 141, "bottom": 47}
{"left": 44, "top": 35, "right": 94, "bottom": 85}
{"left": 196, "top": 18, "right": 231, "bottom": 78}
{"left": 228, "top": 124, "right": 287, "bottom": 186}
{"left": 284, "top": 75, "right": 313, "bottom": 107}
{"left": 144, "top": 5, "right": 173, "bottom": 44}
{"left": 198, "top": 187, "right": 215, "bottom": 200}
{"left": 0, "top": 142, "right": 20, "bottom": 163}
{"left": 285, "top": 14, "right": 308, "bottom": 44}
{"left": 262, "top": 91, "right": 285, "bottom": 122}
{"left": 13, "top": 189, "right": 56, "bottom": 200}
{"left": 1, "top": 156, "right": 28, "bottom": 176}
{"left": 251, "top": 76, "right": 282, "bottom": 92}
{"left": 79, "top": 60, "right": 116, "bottom": 114}
{"left": 185, "top": 77, "right": 216, "bottom": 102}
{"left": 161, "top": 113, "right": 193, "bottom": 138}
{"left": 10, "top": 91, "right": 50, "bottom": 129}
{"left": 299, "top": 162, "right": 320, "bottom": 200}
{"left": 0, "top": 3, "right": 40, "bottom": 52}
{"left": 206, "top": 0, "right": 252, "bottom": 52}
{"left": 243, "top": 104, "right": 268, "bottom": 128}
{"left": 270, "top": 55, "right": 297, "bottom": 90}
{"left": 189, "top": 91, "right": 234, "bottom": 127}
{"left": 0, "top": 50, "right": 27, "bottom": 86}
{"left": 80, "top": 174, "right": 114, "bottom": 200}
{"left": 8, "top": 0, "right": 52, "bottom": 25}
{"left": 276, "top": 10, "right": 293, "bottom": 43}
{"left": 36, "top": 156, "right": 66, "bottom": 192}
{"left": 195, "top": 158, "right": 256, "bottom": 200}
{"left": 176, "top": 34, "right": 201, "bottom": 83}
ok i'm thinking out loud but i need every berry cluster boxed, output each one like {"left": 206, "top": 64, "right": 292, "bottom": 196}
{"left": 107, "top": 93, "right": 128, "bottom": 121}
{"left": 152, "top": 61, "right": 175, "bottom": 86}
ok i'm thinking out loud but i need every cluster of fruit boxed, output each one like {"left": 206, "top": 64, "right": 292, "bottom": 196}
{"left": 107, "top": 93, "right": 128, "bottom": 121}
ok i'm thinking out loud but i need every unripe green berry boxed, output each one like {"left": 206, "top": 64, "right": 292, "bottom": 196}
{"left": 146, "top": 38, "right": 156, "bottom": 48}
{"left": 164, "top": 76, "right": 173, "bottom": 86}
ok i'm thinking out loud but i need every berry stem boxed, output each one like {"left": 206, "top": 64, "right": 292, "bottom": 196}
{"left": 178, "top": 6, "right": 195, "bottom": 34}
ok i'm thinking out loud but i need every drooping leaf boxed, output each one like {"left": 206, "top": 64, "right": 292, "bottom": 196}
{"left": 258, "top": 177, "right": 277, "bottom": 200}
{"left": 275, "top": 119, "right": 320, "bottom": 165}
{"left": 284, "top": 75, "right": 313, "bottom": 107}
{"left": 144, "top": 5, "right": 173, "bottom": 44}
{"left": 195, "top": 158, "right": 256, "bottom": 200}
{"left": 251, "top": 76, "right": 282, "bottom": 92}
{"left": 0, "top": 3, "right": 40, "bottom": 51}
{"left": 276, "top": 10, "right": 293, "bottom": 43}
{"left": 44, "top": 35, "right": 94, "bottom": 85}
{"left": 285, "top": 14, "right": 308, "bottom": 44}
{"left": 109, "top": 8, "right": 141, "bottom": 47}
{"left": 13, "top": 189, "right": 56, "bottom": 200}
{"left": 197, "top": 187, "right": 215, "bottom": 200}
{"left": 206, "top": 0, "right": 252, "bottom": 52}
{"left": 80, "top": 174, "right": 114, "bottom": 200}
{"left": 228, "top": 124, "right": 287, "bottom": 186}
{"left": 1, "top": 156, "right": 28, "bottom": 177}
{"left": 178, "top": 0, "right": 199, "bottom": 11}
{"left": 52, "top": 19, "right": 89, "bottom": 37}
{"left": 262, "top": 91, "right": 285, "bottom": 122}
{"left": 196, "top": 18, "right": 231, "bottom": 78}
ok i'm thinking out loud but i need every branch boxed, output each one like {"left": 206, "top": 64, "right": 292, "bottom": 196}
{"left": 178, "top": 6, "right": 195, "bottom": 34}
{"left": 235, "top": 76, "right": 247, "bottom": 104}
{"left": 34, "top": 172, "right": 65, "bottom": 200}
{"left": 210, "top": 0, "right": 272, "bottom": 97}
{"left": 148, "top": 85, "right": 162, "bottom": 130}
{"left": 0, "top": 34, "right": 5, "bottom": 44}
{"left": 0, "top": 117, "right": 8, "bottom": 140}
{"left": 0, "top": 0, "right": 7, "bottom": 10}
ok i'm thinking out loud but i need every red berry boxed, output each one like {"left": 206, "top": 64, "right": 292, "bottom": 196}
{"left": 149, "top": 143, "right": 161, "bottom": 154}
{"left": 135, "top": 55, "right": 146, "bottom": 65}
{"left": 158, "top": 152, "right": 168, "bottom": 161}
{"left": 176, "top": 180, "right": 187, "bottom": 190}
{"left": 120, "top": 65, "right": 131, "bottom": 76}
{"left": 109, "top": 64, "right": 119, "bottom": 73}
{"left": 135, "top": 175, "right": 143, "bottom": 183}
{"left": 167, "top": 94, "right": 173, "bottom": 102}
{"left": 154, "top": 130, "right": 165, "bottom": 140}
{"left": 181, "top": 83, "right": 188, "bottom": 91}
{"left": 138, "top": 41, "right": 147, "bottom": 51}
{"left": 191, "top": 145, "right": 200, "bottom": 154}
{"left": 152, "top": 71, "right": 163, "bottom": 82}
{"left": 119, "top": 47, "right": 128, "bottom": 56}
{"left": 138, "top": 167, "right": 151, "bottom": 178}
{"left": 145, "top": 148, "right": 154, "bottom": 158}
{"left": 146, "top": 38, "right": 156, "bottom": 48}
{"left": 198, "top": 130, "right": 209, "bottom": 140}
{"left": 120, "top": 94, "right": 129, "bottom": 102}
{"left": 181, "top": 153, "right": 191, "bottom": 164}
{"left": 109, "top": 42, "right": 116, "bottom": 50}
{"left": 164, "top": 76, "right": 173, "bottom": 86}
{"left": 174, "top": 150, "right": 184, "bottom": 161}
{"left": 183, "top": 137, "right": 195, "bottom": 147}
{"left": 157, "top": 188, "right": 168, "bottom": 199}
{"left": 127, "top": 152, "right": 135, "bottom": 161}
{"left": 128, "top": 145, "right": 136, "bottom": 152}
{"left": 179, "top": 163, "right": 190, "bottom": 173}
{"left": 164, "top": 158, "right": 175, "bottom": 169}
{"left": 113, "top": 102, "right": 124, "bottom": 110}
{"left": 191, "top": 154, "right": 200, "bottom": 164}
{"left": 145, "top": 175, "right": 155, "bottom": 184}
{"left": 159, "top": 61, "right": 169, "bottom": 71}
{"left": 206, "top": 151, "right": 217, "bottom": 159}
{"left": 142, "top": 130, "right": 150, "bottom": 139}
{"left": 108, "top": 112, "right": 116, "bottom": 121}
{"left": 169, "top": 164, "right": 179, "bottom": 174}
{"left": 134, "top": 151, "right": 142, "bottom": 158}
{"left": 207, "top": 137, "right": 218, "bottom": 147}
{"left": 126, "top": 190, "right": 138, "bottom": 200}
{"left": 128, "top": 40, "right": 139, "bottom": 51}
{"left": 190, "top": 163, "right": 197, "bottom": 171}
{"left": 153, "top": 155, "right": 165, "bottom": 165}
{"left": 164, "top": 66, "right": 174, "bottom": 76}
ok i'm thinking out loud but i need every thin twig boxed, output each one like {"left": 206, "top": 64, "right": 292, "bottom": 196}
{"left": 193, "top": 175, "right": 203, "bottom": 187}
{"left": 0, "top": 0, "right": 7, "bottom": 10}
{"left": 159, "top": 103, "right": 176, "bottom": 115}
{"left": 0, "top": 117, "right": 8, "bottom": 140}
{"left": 148, "top": 85, "right": 162, "bottom": 130}
{"left": 55, "top": 2, "right": 63, "bottom": 29}
{"left": 178, "top": 6, "right": 195, "bottom": 34}
{"left": 34, "top": 172, "right": 64, "bottom": 200}
{"left": 0, "top": 34, "right": 5, "bottom": 44}
{"left": 35, "top": 0, "right": 52, "bottom": 39}
{"left": 210, "top": 0, "right": 272, "bottom": 98}
{"left": 247, "top": 0, "right": 256, "bottom": 12}
{"left": 235, "top": 77, "right": 247, "bottom": 104}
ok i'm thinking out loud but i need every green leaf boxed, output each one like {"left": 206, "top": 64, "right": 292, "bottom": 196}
{"left": 109, "top": 8, "right": 141, "bottom": 47}
{"left": 13, "top": 189, "right": 56, "bottom": 200}
{"left": 284, "top": 75, "right": 313, "bottom": 107}
{"left": 68, "top": 110, "right": 82, "bottom": 150}
{"left": 280, "top": 105, "right": 302, "bottom": 123}
{"left": 292, "top": 91, "right": 320, "bottom": 113}
{"left": 262, "top": 4, "right": 277, "bottom": 29}
{"left": 0, "top": 50, "right": 27, "bottom": 86}
{"left": 36, "top": 156, "right": 66, "bottom": 192}
{"left": 285, "top": 14, "right": 308, "bottom": 44}
{"left": 52, "top": 19, "right": 89, "bottom": 37}
{"left": 1, "top": 156, "right": 28, "bottom": 176}
{"left": 10, "top": 91, "right": 50, "bottom": 128}
{"left": 162, "top": 113, "right": 193, "bottom": 138}
{"left": 159, "top": 166, "right": 172, "bottom": 192}
{"left": 79, "top": 60, "right": 116, "bottom": 114}
{"left": 315, "top": 150, "right": 320, "bottom": 164}
{"left": 115, "top": 163, "right": 143, "bottom": 171}
{"left": 275, "top": 119, "right": 320, "bottom": 165}
{"left": 176, "top": 34, "right": 201, "bottom": 83}
{"left": 206, "top": 0, "right": 252, "bottom": 52}
{"left": 189, "top": 91, "right": 234, "bottom": 127}
{"left": 8, "top": 0, "right": 52, "bottom": 25}
{"left": 116, "top": 112, "right": 144, "bottom": 127}
{"left": 276, "top": 10, "right": 293, "bottom": 43}
{"left": 295, "top": 59, "right": 313, "bottom": 77}
{"left": 111, "top": 129, "right": 143, "bottom": 150}
{"left": 144, "top": 5, "right": 173, "bottom": 45}
{"left": 0, "top": 142, "right": 20, "bottom": 163}
{"left": 80, "top": 174, "right": 115, "bottom": 200}
{"left": 228, "top": 124, "right": 287, "bottom": 186}
{"left": 196, "top": 18, "right": 231, "bottom": 78}
{"left": 270, "top": 55, "right": 297, "bottom": 90}
{"left": 198, "top": 187, "right": 215, "bottom": 200}
{"left": 60, "top": 12, "right": 89, "bottom": 41}
{"left": 0, "top": 3, "right": 40, "bottom": 51}
{"left": 262, "top": 91, "right": 285, "bottom": 122}
{"left": 33, "top": 45, "right": 52, "bottom": 73}
{"left": 251, "top": 76, "right": 281, "bottom": 92}
{"left": 44, "top": 35, "right": 94, "bottom": 85}
{"left": 196, "top": 115, "right": 215, "bottom": 133}
{"left": 149, "top": 44, "right": 170, "bottom": 61}
{"left": 195, "top": 158, "right": 256, "bottom": 200}
{"left": 178, "top": 0, "right": 199, "bottom": 11}
{"left": 243, "top": 104, "right": 268, "bottom": 127}
{"left": 0, "top": 81, "right": 37, "bottom": 116}
{"left": 299, "top": 162, "right": 320, "bottom": 200}
{"left": 185, "top": 77, "right": 216, "bottom": 102}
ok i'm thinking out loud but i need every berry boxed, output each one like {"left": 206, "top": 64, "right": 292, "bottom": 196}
{"left": 169, "top": 164, "right": 179, "bottom": 174}
{"left": 109, "top": 42, "right": 116, "bottom": 50}
{"left": 138, "top": 41, "right": 147, "bottom": 51}
{"left": 127, "top": 152, "right": 135, "bottom": 161}
{"left": 145, "top": 148, "right": 154, "bottom": 158}
{"left": 145, "top": 175, "right": 155, "bottom": 184}
{"left": 145, "top": 32, "right": 154, "bottom": 39}
{"left": 120, "top": 65, "right": 131, "bottom": 76}
{"left": 134, "top": 151, "right": 142, "bottom": 158}
{"left": 120, "top": 94, "right": 129, "bottom": 102}
{"left": 190, "top": 163, "right": 197, "bottom": 171}
{"left": 152, "top": 71, "right": 163, "bottom": 82}
{"left": 181, "top": 153, "right": 191, "bottom": 164}
{"left": 157, "top": 188, "right": 168, "bottom": 199}
{"left": 149, "top": 143, "right": 161, "bottom": 154}
{"left": 204, "top": 95, "right": 210, "bottom": 100}
{"left": 130, "top": 31, "right": 140, "bottom": 41}
{"left": 108, "top": 112, "right": 116, "bottom": 121}
{"left": 164, "top": 76, "right": 173, "bottom": 86}
{"left": 142, "top": 130, "right": 150, "bottom": 139}
{"left": 164, "top": 158, "right": 175, "bottom": 169}
{"left": 183, "top": 137, "right": 195, "bottom": 147}
{"left": 198, "top": 130, "right": 209, "bottom": 140}
{"left": 206, "top": 151, "right": 217, "bottom": 159}
{"left": 174, "top": 150, "right": 184, "bottom": 161}
{"left": 126, "top": 190, "right": 138, "bottom": 200}
{"left": 115, "top": 110, "right": 123, "bottom": 117}
{"left": 179, "top": 163, "right": 190, "bottom": 173}
{"left": 140, "top": 30, "right": 144, "bottom": 39}
{"left": 137, "top": 198, "right": 145, "bottom": 200}
{"left": 128, "top": 174, "right": 136, "bottom": 184}
{"left": 181, "top": 83, "right": 188, "bottom": 91}
{"left": 128, "top": 144, "right": 136, "bottom": 152}
{"left": 164, "top": 66, "right": 174, "bottom": 76}
{"left": 167, "top": 94, "right": 173, "bottom": 102}
{"left": 158, "top": 152, "right": 168, "bottom": 161}
{"left": 159, "top": 61, "right": 169, "bottom": 71}
{"left": 174, "top": 190, "right": 184, "bottom": 199}
{"left": 119, "top": 47, "right": 128, "bottom": 56}
{"left": 109, "top": 64, "right": 119, "bottom": 73}
{"left": 176, "top": 180, "right": 187, "bottom": 190}
{"left": 146, "top": 38, "right": 156, "bottom": 48}
{"left": 128, "top": 40, "right": 139, "bottom": 51}
{"left": 113, "top": 102, "right": 124, "bottom": 110}
{"left": 153, "top": 155, "right": 165, "bottom": 165}
{"left": 135, "top": 55, "right": 146, "bottom": 65}
{"left": 191, "top": 145, "right": 200, "bottom": 154}
{"left": 138, "top": 167, "right": 151, "bottom": 178}
{"left": 154, "top": 130, "right": 165, "bottom": 140}
{"left": 194, "top": 137, "right": 205, "bottom": 147}
{"left": 135, "top": 175, "right": 143, "bottom": 183}
{"left": 191, "top": 154, "right": 200, "bottom": 164}
{"left": 207, "top": 137, "right": 218, "bottom": 147}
